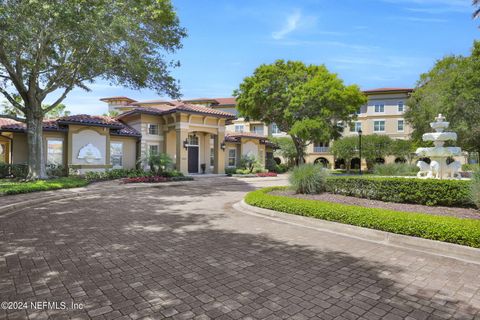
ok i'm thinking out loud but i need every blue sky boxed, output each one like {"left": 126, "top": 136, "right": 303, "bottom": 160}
{"left": 45, "top": 0, "right": 478, "bottom": 114}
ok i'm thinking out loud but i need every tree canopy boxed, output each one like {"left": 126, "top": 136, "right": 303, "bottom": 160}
{"left": 0, "top": 0, "right": 186, "bottom": 178}
{"left": 405, "top": 41, "right": 480, "bottom": 155}
{"left": 331, "top": 136, "right": 358, "bottom": 171}
{"left": 234, "top": 60, "right": 366, "bottom": 163}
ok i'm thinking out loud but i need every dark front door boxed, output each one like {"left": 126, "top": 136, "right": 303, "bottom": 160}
{"left": 188, "top": 146, "right": 199, "bottom": 173}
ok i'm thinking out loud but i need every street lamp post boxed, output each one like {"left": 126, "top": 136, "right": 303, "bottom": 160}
{"left": 358, "top": 129, "right": 363, "bottom": 175}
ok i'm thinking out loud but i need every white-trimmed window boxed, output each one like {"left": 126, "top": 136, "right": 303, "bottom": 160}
{"left": 271, "top": 123, "right": 281, "bottom": 134}
{"left": 110, "top": 142, "right": 123, "bottom": 168}
{"left": 147, "top": 124, "right": 159, "bottom": 135}
{"left": 47, "top": 139, "right": 63, "bottom": 165}
{"left": 398, "top": 101, "right": 404, "bottom": 112}
{"left": 250, "top": 125, "right": 264, "bottom": 135}
{"left": 350, "top": 122, "right": 362, "bottom": 132}
{"left": 374, "top": 120, "right": 386, "bottom": 132}
{"left": 149, "top": 145, "right": 159, "bottom": 155}
{"left": 234, "top": 125, "right": 244, "bottom": 133}
{"left": 374, "top": 104, "right": 385, "bottom": 113}
{"left": 397, "top": 119, "right": 405, "bottom": 132}
{"left": 188, "top": 134, "right": 199, "bottom": 146}
{"left": 228, "top": 149, "right": 236, "bottom": 167}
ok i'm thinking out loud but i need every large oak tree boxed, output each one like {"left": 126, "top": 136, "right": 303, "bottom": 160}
{"left": 234, "top": 60, "right": 366, "bottom": 164}
{"left": 0, "top": 0, "right": 186, "bottom": 179}
{"left": 405, "top": 41, "right": 480, "bottom": 156}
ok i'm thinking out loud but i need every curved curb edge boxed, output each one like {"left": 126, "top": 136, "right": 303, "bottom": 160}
{"left": 233, "top": 200, "right": 480, "bottom": 266}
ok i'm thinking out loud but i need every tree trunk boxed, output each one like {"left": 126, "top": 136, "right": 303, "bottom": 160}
{"left": 26, "top": 110, "right": 47, "bottom": 180}
{"left": 292, "top": 136, "right": 305, "bottom": 166}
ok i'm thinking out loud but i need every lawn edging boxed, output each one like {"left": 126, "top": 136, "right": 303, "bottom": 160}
{"left": 240, "top": 187, "right": 480, "bottom": 263}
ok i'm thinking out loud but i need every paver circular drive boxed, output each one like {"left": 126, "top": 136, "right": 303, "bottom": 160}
{"left": 0, "top": 178, "right": 479, "bottom": 320}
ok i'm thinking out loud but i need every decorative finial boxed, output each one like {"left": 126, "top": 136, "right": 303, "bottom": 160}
{"left": 435, "top": 114, "right": 446, "bottom": 122}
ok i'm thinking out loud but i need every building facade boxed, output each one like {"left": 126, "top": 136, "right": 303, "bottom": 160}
{"left": 202, "top": 88, "right": 414, "bottom": 169}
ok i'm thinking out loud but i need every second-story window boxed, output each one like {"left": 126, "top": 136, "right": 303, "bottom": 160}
{"left": 397, "top": 119, "right": 404, "bottom": 132}
{"left": 398, "top": 101, "right": 404, "bottom": 112}
{"left": 374, "top": 104, "right": 385, "bottom": 113}
{"left": 234, "top": 125, "right": 244, "bottom": 133}
{"left": 148, "top": 124, "right": 159, "bottom": 135}
{"left": 251, "top": 125, "right": 264, "bottom": 135}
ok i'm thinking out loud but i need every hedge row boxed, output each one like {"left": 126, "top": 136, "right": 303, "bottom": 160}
{"left": 245, "top": 187, "right": 480, "bottom": 248}
{"left": 0, "top": 177, "right": 89, "bottom": 195}
{"left": 325, "top": 176, "right": 473, "bottom": 207}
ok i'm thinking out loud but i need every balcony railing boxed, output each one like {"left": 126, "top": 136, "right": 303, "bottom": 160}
{"left": 313, "top": 146, "right": 330, "bottom": 153}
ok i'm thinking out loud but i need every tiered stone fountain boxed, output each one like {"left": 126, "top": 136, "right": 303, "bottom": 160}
{"left": 416, "top": 114, "right": 462, "bottom": 179}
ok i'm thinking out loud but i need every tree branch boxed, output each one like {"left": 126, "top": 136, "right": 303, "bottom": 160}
{"left": 0, "top": 86, "right": 26, "bottom": 113}
{"left": 0, "top": 113, "right": 26, "bottom": 122}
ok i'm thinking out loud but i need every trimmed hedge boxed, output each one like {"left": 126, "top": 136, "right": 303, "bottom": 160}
{"left": 245, "top": 187, "right": 480, "bottom": 248}
{"left": 325, "top": 176, "right": 473, "bottom": 207}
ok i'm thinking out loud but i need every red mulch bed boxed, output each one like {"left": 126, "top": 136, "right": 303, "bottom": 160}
{"left": 270, "top": 190, "right": 480, "bottom": 220}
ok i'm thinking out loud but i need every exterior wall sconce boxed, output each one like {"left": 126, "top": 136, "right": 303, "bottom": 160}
{"left": 220, "top": 142, "right": 226, "bottom": 151}
{"left": 183, "top": 139, "right": 189, "bottom": 150}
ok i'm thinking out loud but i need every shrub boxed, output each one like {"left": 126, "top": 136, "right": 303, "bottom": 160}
{"left": 373, "top": 163, "right": 419, "bottom": 176}
{"left": 325, "top": 176, "right": 473, "bottom": 207}
{"left": 10, "top": 164, "right": 28, "bottom": 179}
{"left": 471, "top": 169, "right": 480, "bottom": 208}
{"left": 244, "top": 187, "right": 480, "bottom": 248}
{"left": 225, "top": 167, "right": 236, "bottom": 175}
{"left": 462, "top": 163, "right": 479, "bottom": 172}
{"left": 289, "top": 164, "right": 328, "bottom": 194}
{"left": 274, "top": 163, "right": 289, "bottom": 173}
{"left": 46, "top": 164, "right": 67, "bottom": 177}
{"left": 0, "top": 163, "right": 10, "bottom": 178}
{"left": 84, "top": 168, "right": 149, "bottom": 182}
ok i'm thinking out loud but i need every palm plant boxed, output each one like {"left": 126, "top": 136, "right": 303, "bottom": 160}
{"left": 138, "top": 152, "right": 173, "bottom": 175}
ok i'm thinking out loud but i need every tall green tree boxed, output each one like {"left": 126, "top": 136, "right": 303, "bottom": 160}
{"left": 331, "top": 136, "right": 358, "bottom": 171}
{"left": 0, "top": 0, "right": 186, "bottom": 179}
{"left": 405, "top": 41, "right": 480, "bottom": 155}
{"left": 361, "top": 135, "right": 393, "bottom": 170}
{"left": 270, "top": 136, "right": 298, "bottom": 167}
{"left": 234, "top": 60, "right": 366, "bottom": 164}
{"left": 390, "top": 139, "right": 417, "bottom": 164}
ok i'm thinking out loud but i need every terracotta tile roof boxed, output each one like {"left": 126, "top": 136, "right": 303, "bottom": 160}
{"left": 57, "top": 114, "right": 123, "bottom": 128}
{"left": 225, "top": 132, "right": 266, "bottom": 139}
{"left": 183, "top": 97, "right": 236, "bottom": 105}
{"left": 363, "top": 87, "right": 413, "bottom": 93}
{"left": 118, "top": 104, "right": 236, "bottom": 119}
{"left": 0, "top": 115, "right": 140, "bottom": 137}
{"left": 131, "top": 100, "right": 180, "bottom": 106}
{"left": 99, "top": 96, "right": 137, "bottom": 103}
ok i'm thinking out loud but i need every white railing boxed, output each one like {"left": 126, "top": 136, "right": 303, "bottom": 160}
{"left": 313, "top": 146, "right": 330, "bottom": 153}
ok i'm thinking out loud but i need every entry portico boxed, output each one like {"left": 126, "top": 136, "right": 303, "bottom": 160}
{"left": 117, "top": 104, "right": 235, "bottom": 174}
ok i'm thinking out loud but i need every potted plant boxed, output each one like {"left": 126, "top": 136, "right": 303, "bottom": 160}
{"left": 200, "top": 163, "right": 206, "bottom": 174}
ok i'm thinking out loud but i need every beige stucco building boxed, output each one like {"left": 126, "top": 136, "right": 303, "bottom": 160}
{"left": 0, "top": 98, "right": 275, "bottom": 175}
{"left": 193, "top": 88, "right": 415, "bottom": 169}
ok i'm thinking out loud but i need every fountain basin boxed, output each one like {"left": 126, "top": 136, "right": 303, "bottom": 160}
{"left": 422, "top": 132, "right": 457, "bottom": 142}
{"left": 430, "top": 121, "right": 449, "bottom": 132}
{"left": 415, "top": 147, "right": 462, "bottom": 157}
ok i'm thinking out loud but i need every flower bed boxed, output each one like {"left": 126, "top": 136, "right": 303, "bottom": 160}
{"left": 256, "top": 172, "right": 277, "bottom": 177}
{"left": 245, "top": 187, "right": 480, "bottom": 248}
{"left": 122, "top": 176, "right": 193, "bottom": 184}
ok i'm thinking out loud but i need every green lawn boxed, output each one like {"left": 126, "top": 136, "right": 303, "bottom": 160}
{"left": 0, "top": 177, "right": 89, "bottom": 195}
{"left": 245, "top": 187, "right": 480, "bottom": 248}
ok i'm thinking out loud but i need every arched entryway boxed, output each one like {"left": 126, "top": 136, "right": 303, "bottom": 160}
{"left": 314, "top": 157, "right": 329, "bottom": 168}
{"left": 375, "top": 158, "right": 385, "bottom": 165}
{"left": 395, "top": 157, "right": 406, "bottom": 163}
{"left": 274, "top": 157, "right": 282, "bottom": 165}
{"left": 350, "top": 158, "right": 361, "bottom": 170}
{"left": 418, "top": 157, "right": 431, "bottom": 164}
{"left": 334, "top": 158, "right": 345, "bottom": 169}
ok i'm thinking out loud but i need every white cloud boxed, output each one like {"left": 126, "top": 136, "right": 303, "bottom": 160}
{"left": 272, "top": 10, "right": 303, "bottom": 40}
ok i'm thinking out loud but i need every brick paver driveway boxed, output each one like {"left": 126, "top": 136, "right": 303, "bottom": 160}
{"left": 1, "top": 177, "right": 479, "bottom": 320}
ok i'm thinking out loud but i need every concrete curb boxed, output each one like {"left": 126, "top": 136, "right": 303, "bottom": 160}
{"left": 233, "top": 200, "right": 480, "bottom": 265}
